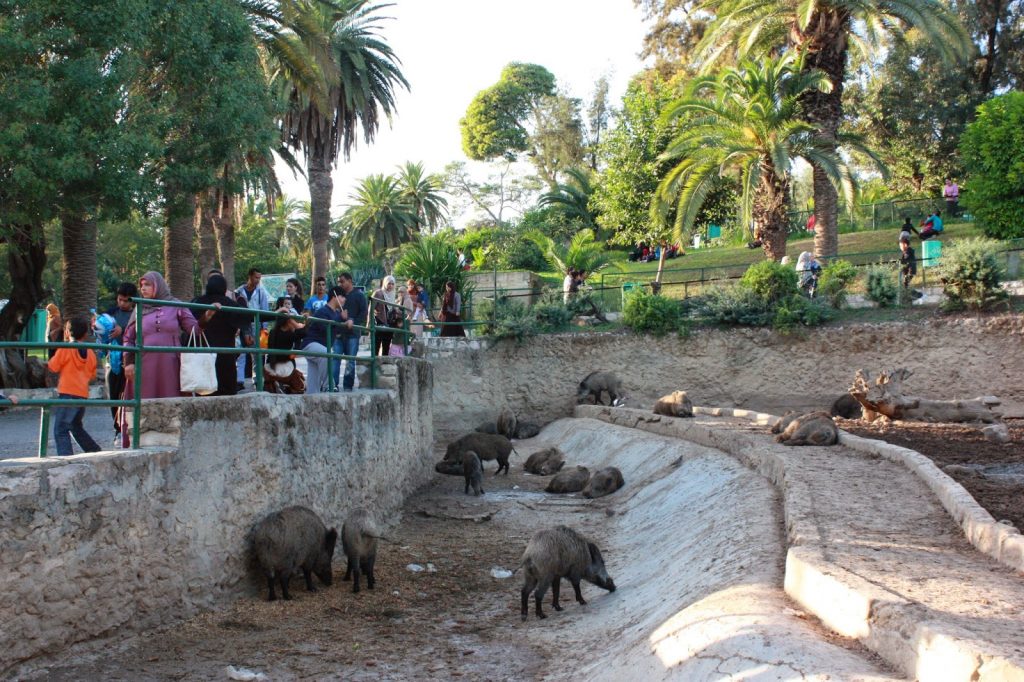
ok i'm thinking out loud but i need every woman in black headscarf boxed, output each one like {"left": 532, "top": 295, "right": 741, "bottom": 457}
{"left": 194, "top": 274, "right": 246, "bottom": 396}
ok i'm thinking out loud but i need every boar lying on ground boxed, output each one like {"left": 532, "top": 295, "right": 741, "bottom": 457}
{"left": 582, "top": 467, "right": 624, "bottom": 499}
{"left": 251, "top": 506, "right": 337, "bottom": 601}
{"left": 546, "top": 466, "right": 590, "bottom": 493}
{"left": 577, "top": 371, "right": 624, "bottom": 406}
{"left": 653, "top": 390, "right": 694, "bottom": 418}
{"left": 524, "top": 447, "right": 565, "bottom": 475}
{"left": 518, "top": 526, "right": 616, "bottom": 620}
{"left": 444, "top": 432, "right": 516, "bottom": 475}
{"left": 830, "top": 394, "right": 863, "bottom": 419}
{"left": 775, "top": 411, "right": 839, "bottom": 446}
{"left": 770, "top": 411, "right": 800, "bottom": 434}
{"left": 342, "top": 508, "right": 381, "bottom": 593}
{"left": 463, "top": 451, "right": 484, "bottom": 496}
{"left": 514, "top": 421, "right": 542, "bottom": 439}
{"left": 434, "top": 459, "right": 462, "bottom": 476}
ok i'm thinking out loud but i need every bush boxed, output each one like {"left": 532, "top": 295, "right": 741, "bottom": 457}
{"left": 960, "top": 91, "right": 1024, "bottom": 239}
{"left": 501, "top": 238, "right": 548, "bottom": 271}
{"left": 772, "top": 294, "right": 833, "bottom": 333}
{"left": 817, "top": 259, "right": 859, "bottom": 308}
{"left": 623, "top": 290, "right": 683, "bottom": 336}
{"left": 739, "top": 261, "right": 799, "bottom": 303}
{"left": 864, "top": 263, "right": 900, "bottom": 307}
{"left": 936, "top": 237, "right": 1007, "bottom": 310}
{"left": 477, "top": 299, "right": 538, "bottom": 342}
{"left": 695, "top": 285, "right": 774, "bottom": 326}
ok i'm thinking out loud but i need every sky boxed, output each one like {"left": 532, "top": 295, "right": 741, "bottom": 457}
{"left": 275, "top": 0, "right": 650, "bottom": 221}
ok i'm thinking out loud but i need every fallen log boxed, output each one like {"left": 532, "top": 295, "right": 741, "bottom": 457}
{"left": 850, "top": 368, "right": 1001, "bottom": 423}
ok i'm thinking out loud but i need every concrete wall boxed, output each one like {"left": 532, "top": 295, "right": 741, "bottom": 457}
{"left": 467, "top": 270, "right": 542, "bottom": 305}
{"left": 424, "top": 315, "right": 1024, "bottom": 439}
{"left": 0, "top": 357, "right": 432, "bottom": 674}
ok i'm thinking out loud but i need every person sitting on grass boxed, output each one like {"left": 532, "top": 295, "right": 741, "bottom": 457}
{"left": 919, "top": 211, "right": 943, "bottom": 240}
{"left": 48, "top": 314, "right": 101, "bottom": 456}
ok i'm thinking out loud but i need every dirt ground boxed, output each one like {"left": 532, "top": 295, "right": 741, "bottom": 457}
{"left": 839, "top": 418, "right": 1024, "bottom": 531}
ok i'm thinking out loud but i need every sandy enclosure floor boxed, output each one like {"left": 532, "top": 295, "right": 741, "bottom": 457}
{"left": 27, "top": 419, "right": 896, "bottom": 681}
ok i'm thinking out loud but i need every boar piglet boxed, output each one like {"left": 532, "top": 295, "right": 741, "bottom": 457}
{"left": 342, "top": 508, "right": 381, "bottom": 593}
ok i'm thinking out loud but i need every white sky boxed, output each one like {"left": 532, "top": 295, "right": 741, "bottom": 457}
{"left": 275, "top": 0, "right": 649, "bottom": 220}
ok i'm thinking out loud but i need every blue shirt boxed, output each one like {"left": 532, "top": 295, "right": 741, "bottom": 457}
{"left": 304, "top": 294, "right": 328, "bottom": 314}
{"left": 301, "top": 305, "right": 342, "bottom": 349}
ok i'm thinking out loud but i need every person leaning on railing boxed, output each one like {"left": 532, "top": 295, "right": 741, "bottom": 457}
{"left": 299, "top": 285, "right": 348, "bottom": 394}
{"left": 0, "top": 390, "right": 19, "bottom": 407}
{"left": 122, "top": 271, "right": 200, "bottom": 400}
{"left": 193, "top": 274, "right": 246, "bottom": 396}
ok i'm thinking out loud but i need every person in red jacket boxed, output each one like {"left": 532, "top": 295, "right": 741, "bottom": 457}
{"left": 48, "top": 314, "right": 101, "bottom": 456}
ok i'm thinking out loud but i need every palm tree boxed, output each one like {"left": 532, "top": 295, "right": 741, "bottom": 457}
{"left": 652, "top": 56, "right": 867, "bottom": 261}
{"left": 281, "top": 0, "right": 409, "bottom": 283}
{"left": 527, "top": 229, "right": 616, "bottom": 279}
{"left": 339, "top": 174, "right": 417, "bottom": 255}
{"left": 698, "top": 0, "right": 969, "bottom": 258}
{"left": 395, "top": 161, "right": 449, "bottom": 234}
{"left": 337, "top": 240, "right": 385, "bottom": 289}
{"left": 538, "top": 167, "right": 598, "bottom": 231}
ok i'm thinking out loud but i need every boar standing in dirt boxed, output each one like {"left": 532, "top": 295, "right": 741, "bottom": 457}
{"left": 463, "top": 450, "right": 485, "bottom": 496}
{"left": 251, "top": 506, "right": 337, "bottom": 601}
{"left": 576, "top": 371, "right": 624, "bottom": 406}
{"left": 444, "top": 432, "right": 516, "bottom": 475}
{"left": 546, "top": 466, "right": 590, "bottom": 494}
{"left": 518, "top": 526, "right": 616, "bottom": 620}
{"left": 342, "top": 508, "right": 381, "bottom": 593}
{"left": 653, "top": 390, "right": 694, "bottom": 418}
{"left": 496, "top": 408, "right": 518, "bottom": 439}
{"left": 524, "top": 447, "right": 565, "bottom": 475}
{"left": 582, "top": 467, "right": 624, "bottom": 498}
{"left": 474, "top": 421, "right": 499, "bottom": 434}
{"left": 514, "top": 421, "right": 542, "bottom": 439}
{"left": 775, "top": 411, "right": 839, "bottom": 446}
{"left": 830, "top": 394, "right": 863, "bottom": 419}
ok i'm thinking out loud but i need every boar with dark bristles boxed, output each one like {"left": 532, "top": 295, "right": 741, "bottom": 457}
{"left": 524, "top": 447, "right": 565, "bottom": 475}
{"left": 545, "top": 466, "right": 590, "bottom": 494}
{"left": 251, "top": 506, "right": 337, "bottom": 601}
{"left": 463, "top": 450, "right": 485, "bottom": 496}
{"left": 342, "top": 508, "right": 382, "bottom": 594}
{"left": 775, "top": 411, "right": 839, "bottom": 446}
{"left": 582, "top": 467, "right": 624, "bottom": 499}
{"left": 444, "top": 432, "right": 516, "bottom": 475}
{"left": 518, "top": 526, "right": 616, "bottom": 620}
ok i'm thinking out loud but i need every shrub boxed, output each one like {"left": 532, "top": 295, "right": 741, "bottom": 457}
{"left": 477, "top": 298, "right": 538, "bottom": 342}
{"left": 772, "top": 294, "right": 833, "bottom": 333}
{"left": 936, "top": 237, "right": 1007, "bottom": 310}
{"left": 500, "top": 238, "right": 548, "bottom": 271}
{"left": 817, "top": 259, "right": 859, "bottom": 308}
{"left": 623, "top": 289, "right": 682, "bottom": 336}
{"left": 739, "top": 260, "right": 799, "bottom": 303}
{"left": 532, "top": 291, "right": 575, "bottom": 331}
{"left": 695, "top": 285, "right": 774, "bottom": 326}
{"left": 864, "top": 263, "right": 900, "bottom": 307}
{"left": 959, "top": 91, "right": 1024, "bottom": 239}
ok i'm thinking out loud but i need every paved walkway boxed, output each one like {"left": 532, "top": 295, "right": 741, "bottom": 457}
{"left": 583, "top": 406, "right": 1024, "bottom": 681}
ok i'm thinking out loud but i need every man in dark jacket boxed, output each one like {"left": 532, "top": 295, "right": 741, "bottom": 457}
{"left": 333, "top": 272, "right": 367, "bottom": 390}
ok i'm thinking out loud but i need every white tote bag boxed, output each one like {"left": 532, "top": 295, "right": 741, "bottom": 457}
{"left": 180, "top": 329, "right": 218, "bottom": 395}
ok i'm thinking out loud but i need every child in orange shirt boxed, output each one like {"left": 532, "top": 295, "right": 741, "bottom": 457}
{"left": 47, "top": 314, "right": 101, "bottom": 456}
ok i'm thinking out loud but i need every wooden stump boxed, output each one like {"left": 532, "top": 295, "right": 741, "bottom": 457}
{"left": 850, "top": 368, "right": 1001, "bottom": 423}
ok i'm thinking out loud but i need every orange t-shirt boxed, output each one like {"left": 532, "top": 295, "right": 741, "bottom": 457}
{"left": 47, "top": 347, "right": 97, "bottom": 398}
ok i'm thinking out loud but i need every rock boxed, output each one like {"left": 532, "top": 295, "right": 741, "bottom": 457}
{"left": 982, "top": 423, "right": 1010, "bottom": 443}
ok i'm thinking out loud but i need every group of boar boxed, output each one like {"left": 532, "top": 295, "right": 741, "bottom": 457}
{"left": 526, "top": 448, "right": 625, "bottom": 499}
{"left": 250, "top": 505, "right": 384, "bottom": 601}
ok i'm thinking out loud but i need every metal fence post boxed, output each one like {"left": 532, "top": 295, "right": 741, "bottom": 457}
{"left": 37, "top": 405, "right": 50, "bottom": 458}
{"left": 132, "top": 300, "right": 142, "bottom": 449}
{"left": 369, "top": 315, "right": 377, "bottom": 389}
{"left": 253, "top": 311, "right": 264, "bottom": 392}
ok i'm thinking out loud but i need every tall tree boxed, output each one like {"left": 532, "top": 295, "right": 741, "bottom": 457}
{"left": 699, "top": 0, "right": 969, "bottom": 257}
{"left": 339, "top": 174, "right": 417, "bottom": 255}
{"left": 538, "top": 168, "right": 599, "bottom": 230}
{"left": 395, "top": 162, "right": 449, "bottom": 234}
{"left": 281, "top": 0, "right": 408, "bottom": 284}
{"left": 653, "top": 56, "right": 863, "bottom": 261}
{"left": 442, "top": 161, "right": 541, "bottom": 227}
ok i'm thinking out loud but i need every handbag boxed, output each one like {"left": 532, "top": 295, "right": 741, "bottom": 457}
{"left": 180, "top": 329, "right": 218, "bottom": 395}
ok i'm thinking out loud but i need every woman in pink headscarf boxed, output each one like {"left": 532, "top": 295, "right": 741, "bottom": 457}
{"left": 122, "top": 271, "right": 200, "bottom": 399}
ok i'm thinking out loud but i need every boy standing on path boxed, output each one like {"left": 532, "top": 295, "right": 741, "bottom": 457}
{"left": 48, "top": 314, "right": 101, "bottom": 456}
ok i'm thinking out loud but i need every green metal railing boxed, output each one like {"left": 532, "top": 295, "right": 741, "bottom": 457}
{"left": 1, "top": 294, "right": 417, "bottom": 458}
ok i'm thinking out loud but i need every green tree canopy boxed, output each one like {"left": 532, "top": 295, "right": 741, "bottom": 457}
{"left": 960, "top": 91, "right": 1024, "bottom": 239}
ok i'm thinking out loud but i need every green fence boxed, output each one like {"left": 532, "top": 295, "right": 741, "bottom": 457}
{"left": 0, "top": 295, "right": 420, "bottom": 458}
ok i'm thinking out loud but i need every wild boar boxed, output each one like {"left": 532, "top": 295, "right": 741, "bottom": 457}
{"left": 576, "top": 371, "right": 623, "bottom": 406}
{"left": 463, "top": 450, "right": 485, "bottom": 496}
{"left": 830, "top": 394, "right": 862, "bottom": 419}
{"left": 653, "top": 390, "right": 694, "bottom": 418}
{"left": 474, "top": 421, "right": 499, "bottom": 434}
{"left": 770, "top": 411, "right": 801, "bottom": 434}
{"left": 342, "top": 508, "right": 381, "bottom": 593}
{"left": 518, "top": 526, "right": 616, "bottom": 620}
{"left": 524, "top": 447, "right": 565, "bottom": 476}
{"left": 582, "top": 467, "right": 624, "bottom": 498}
{"left": 444, "top": 432, "right": 516, "bottom": 475}
{"left": 514, "top": 421, "right": 542, "bottom": 439}
{"left": 545, "top": 466, "right": 590, "bottom": 494}
{"left": 435, "top": 459, "right": 463, "bottom": 476}
{"left": 775, "top": 411, "right": 839, "bottom": 446}
{"left": 251, "top": 506, "right": 337, "bottom": 601}
{"left": 496, "top": 408, "right": 518, "bottom": 439}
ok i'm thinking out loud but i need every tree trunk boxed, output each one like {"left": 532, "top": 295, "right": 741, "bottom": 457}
{"left": 164, "top": 192, "right": 196, "bottom": 300}
{"left": 196, "top": 194, "right": 217, "bottom": 282}
{"left": 753, "top": 168, "right": 791, "bottom": 261}
{"left": 60, "top": 211, "right": 98, "bottom": 320}
{"left": 800, "top": 10, "right": 850, "bottom": 260}
{"left": 850, "top": 368, "right": 1002, "bottom": 423}
{"left": 213, "top": 192, "right": 236, "bottom": 289}
{"left": 0, "top": 223, "right": 48, "bottom": 387}
{"left": 309, "top": 149, "right": 334, "bottom": 283}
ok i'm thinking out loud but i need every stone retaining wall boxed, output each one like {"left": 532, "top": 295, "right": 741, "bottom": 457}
{"left": 0, "top": 357, "right": 433, "bottom": 675}
{"left": 424, "top": 316, "right": 1024, "bottom": 439}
